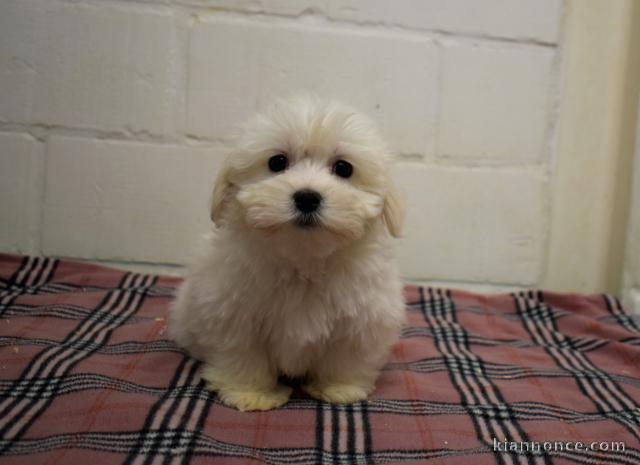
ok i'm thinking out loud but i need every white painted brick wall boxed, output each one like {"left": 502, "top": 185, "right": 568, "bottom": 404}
{"left": 0, "top": 0, "right": 39, "bottom": 124}
{"left": 0, "top": 133, "right": 44, "bottom": 254}
{"left": 0, "top": 0, "right": 565, "bottom": 290}
{"left": 184, "top": 0, "right": 561, "bottom": 43}
{"left": 438, "top": 43, "right": 554, "bottom": 163}
{"left": 327, "top": 0, "right": 562, "bottom": 43}
{"left": 42, "top": 136, "right": 222, "bottom": 263}
{"left": 188, "top": 17, "right": 438, "bottom": 155}
{"left": 32, "top": 2, "right": 182, "bottom": 136}
{"left": 394, "top": 163, "right": 545, "bottom": 285}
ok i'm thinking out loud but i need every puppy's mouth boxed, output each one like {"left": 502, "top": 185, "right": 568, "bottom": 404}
{"left": 294, "top": 213, "right": 321, "bottom": 229}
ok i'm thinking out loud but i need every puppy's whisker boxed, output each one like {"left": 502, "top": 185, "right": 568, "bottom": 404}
{"left": 294, "top": 213, "right": 322, "bottom": 228}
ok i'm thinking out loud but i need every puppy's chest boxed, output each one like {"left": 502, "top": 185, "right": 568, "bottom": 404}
{"left": 263, "top": 286, "right": 346, "bottom": 376}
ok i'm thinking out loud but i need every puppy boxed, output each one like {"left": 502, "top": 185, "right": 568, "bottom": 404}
{"left": 169, "top": 96, "right": 406, "bottom": 411}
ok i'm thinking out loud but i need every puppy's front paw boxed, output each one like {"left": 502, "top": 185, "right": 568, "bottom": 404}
{"left": 216, "top": 384, "right": 292, "bottom": 412}
{"left": 303, "top": 382, "right": 369, "bottom": 404}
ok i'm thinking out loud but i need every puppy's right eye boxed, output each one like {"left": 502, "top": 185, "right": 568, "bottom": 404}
{"left": 268, "top": 154, "right": 288, "bottom": 173}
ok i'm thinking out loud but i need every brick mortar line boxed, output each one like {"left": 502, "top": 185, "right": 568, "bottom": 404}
{"left": 0, "top": 124, "right": 233, "bottom": 148}
{"left": 185, "top": 8, "right": 558, "bottom": 50}
{"left": 54, "top": 0, "right": 559, "bottom": 49}
{"left": 538, "top": 0, "right": 567, "bottom": 286}
{"left": 0, "top": 124, "right": 551, "bottom": 170}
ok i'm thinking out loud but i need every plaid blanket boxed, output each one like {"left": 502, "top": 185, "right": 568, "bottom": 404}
{"left": 0, "top": 254, "right": 638, "bottom": 465}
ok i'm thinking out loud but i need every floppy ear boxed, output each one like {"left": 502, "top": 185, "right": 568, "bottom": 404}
{"left": 210, "top": 160, "right": 233, "bottom": 226}
{"left": 382, "top": 175, "right": 405, "bottom": 238}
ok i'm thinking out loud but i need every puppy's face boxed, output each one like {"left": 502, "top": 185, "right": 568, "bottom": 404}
{"left": 211, "top": 98, "right": 404, "bottom": 259}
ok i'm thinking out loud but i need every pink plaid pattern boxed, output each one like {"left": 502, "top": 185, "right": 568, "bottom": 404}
{"left": 0, "top": 254, "right": 638, "bottom": 465}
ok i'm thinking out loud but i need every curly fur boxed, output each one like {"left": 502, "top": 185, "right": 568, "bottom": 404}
{"left": 169, "top": 96, "right": 406, "bottom": 411}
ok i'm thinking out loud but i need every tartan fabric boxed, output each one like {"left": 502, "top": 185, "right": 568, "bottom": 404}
{"left": 0, "top": 254, "right": 638, "bottom": 465}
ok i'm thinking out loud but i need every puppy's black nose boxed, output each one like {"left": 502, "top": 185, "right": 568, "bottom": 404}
{"left": 293, "top": 189, "right": 322, "bottom": 214}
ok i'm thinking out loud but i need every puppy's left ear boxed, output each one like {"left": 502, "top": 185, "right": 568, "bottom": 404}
{"left": 210, "top": 159, "right": 233, "bottom": 226}
{"left": 382, "top": 175, "right": 405, "bottom": 238}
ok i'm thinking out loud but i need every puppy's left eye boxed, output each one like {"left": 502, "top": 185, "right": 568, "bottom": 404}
{"left": 332, "top": 160, "right": 353, "bottom": 179}
{"left": 268, "top": 154, "right": 289, "bottom": 173}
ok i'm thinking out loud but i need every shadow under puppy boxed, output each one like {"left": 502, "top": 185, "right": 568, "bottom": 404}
{"left": 170, "top": 96, "right": 406, "bottom": 411}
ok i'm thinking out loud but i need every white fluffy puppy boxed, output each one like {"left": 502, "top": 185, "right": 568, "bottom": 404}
{"left": 170, "top": 96, "right": 406, "bottom": 411}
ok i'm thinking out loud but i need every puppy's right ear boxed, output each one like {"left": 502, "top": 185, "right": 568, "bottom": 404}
{"left": 382, "top": 175, "right": 405, "bottom": 238}
{"left": 210, "top": 160, "right": 233, "bottom": 226}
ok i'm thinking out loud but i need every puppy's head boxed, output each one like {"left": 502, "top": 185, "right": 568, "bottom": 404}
{"left": 211, "top": 96, "right": 404, "bottom": 259}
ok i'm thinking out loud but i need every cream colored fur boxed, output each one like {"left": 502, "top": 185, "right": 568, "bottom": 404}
{"left": 170, "top": 96, "right": 406, "bottom": 411}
